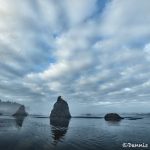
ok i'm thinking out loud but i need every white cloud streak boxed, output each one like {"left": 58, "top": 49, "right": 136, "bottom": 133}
{"left": 0, "top": 0, "right": 150, "bottom": 114}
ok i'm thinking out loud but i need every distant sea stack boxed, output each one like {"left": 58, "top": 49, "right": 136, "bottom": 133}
{"left": 104, "top": 113, "right": 124, "bottom": 121}
{"left": 13, "top": 105, "right": 28, "bottom": 117}
{"left": 50, "top": 96, "right": 71, "bottom": 119}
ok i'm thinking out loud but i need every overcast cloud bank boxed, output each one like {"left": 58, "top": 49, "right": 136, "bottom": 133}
{"left": 0, "top": 0, "right": 150, "bottom": 115}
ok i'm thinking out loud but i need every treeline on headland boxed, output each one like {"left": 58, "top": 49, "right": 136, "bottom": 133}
{"left": 0, "top": 99, "right": 27, "bottom": 116}
{"left": 0, "top": 99, "right": 20, "bottom": 105}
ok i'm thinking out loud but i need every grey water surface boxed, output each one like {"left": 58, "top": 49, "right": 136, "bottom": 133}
{"left": 0, "top": 114, "right": 150, "bottom": 150}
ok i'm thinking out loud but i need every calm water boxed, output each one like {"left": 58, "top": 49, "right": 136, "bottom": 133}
{"left": 0, "top": 114, "right": 150, "bottom": 150}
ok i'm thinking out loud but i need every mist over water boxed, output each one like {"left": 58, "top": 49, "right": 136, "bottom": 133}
{"left": 0, "top": 114, "right": 150, "bottom": 150}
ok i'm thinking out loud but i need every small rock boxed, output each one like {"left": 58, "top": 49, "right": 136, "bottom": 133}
{"left": 104, "top": 113, "right": 124, "bottom": 121}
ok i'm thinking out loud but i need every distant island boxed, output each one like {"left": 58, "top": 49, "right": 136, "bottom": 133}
{"left": 0, "top": 99, "right": 28, "bottom": 116}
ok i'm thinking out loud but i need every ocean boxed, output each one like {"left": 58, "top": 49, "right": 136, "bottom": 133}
{"left": 0, "top": 114, "right": 150, "bottom": 150}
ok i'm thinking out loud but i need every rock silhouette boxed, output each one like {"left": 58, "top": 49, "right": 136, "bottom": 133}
{"left": 13, "top": 105, "right": 28, "bottom": 117}
{"left": 50, "top": 96, "right": 71, "bottom": 119}
{"left": 104, "top": 113, "right": 124, "bottom": 121}
{"left": 50, "top": 96, "right": 71, "bottom": 146}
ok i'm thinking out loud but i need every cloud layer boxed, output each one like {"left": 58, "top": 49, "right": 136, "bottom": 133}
{"left": 0, "top": 0, "right": 150, "bottom": 115}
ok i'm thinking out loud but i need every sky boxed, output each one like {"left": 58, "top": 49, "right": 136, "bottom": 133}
{"left": 0, "top": 0, "right": 150, "bottom": 115}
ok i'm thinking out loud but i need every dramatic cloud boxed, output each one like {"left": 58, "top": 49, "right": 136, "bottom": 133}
{"left": 0, "top": 0, "right": 150, "bottom": 115}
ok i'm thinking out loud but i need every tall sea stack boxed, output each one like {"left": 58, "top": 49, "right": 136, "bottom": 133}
{"left": 50, "top": 96, "right": 71, "bottom": 119}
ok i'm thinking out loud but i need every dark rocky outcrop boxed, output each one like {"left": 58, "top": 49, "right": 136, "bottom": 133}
{"left": 13, "top": 105, "right": 28, "bottom": 117}
{"left": 50, "top": 96, "right": 71, "bottom": 145}
{"left": 104, "top": 113, "right": 124, "bottom": 121}
{"left": 50, "top": 96, "right": 71, "bottom": 119}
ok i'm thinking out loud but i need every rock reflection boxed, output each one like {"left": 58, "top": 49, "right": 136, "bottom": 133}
{"left": 0, "top": 116, "right": 25, "bottom": 129}
{"left": 50, "top": 118, "right": 70, "bottom": 145}
{"left": 106, "top": 120, "right": 122, "bottom": 126}
{"left": 14, "top": 116, "right": 25, "bottom": 127}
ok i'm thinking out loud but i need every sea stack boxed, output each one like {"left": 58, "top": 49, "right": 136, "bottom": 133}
{"left": 104, "top": 113, "right": 124, "bottom": 121}
{"left": 13, "top": 105, "right": 28, "bottom": 117}
{"left": 50, "top": 96, "right": 71, "bottom": 119}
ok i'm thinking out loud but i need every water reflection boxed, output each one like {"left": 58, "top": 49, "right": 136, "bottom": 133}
{"left": 105, "top": 120, "right": 122, "bottom": 126}
{"left": 14, "top": 116, "right": 25, "bottom": 127}
{"left": 50, "top": 118, "right": 70, "bottom": 145}
{"left": 0, "top": 116, "right": 25, "bottom": 129}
